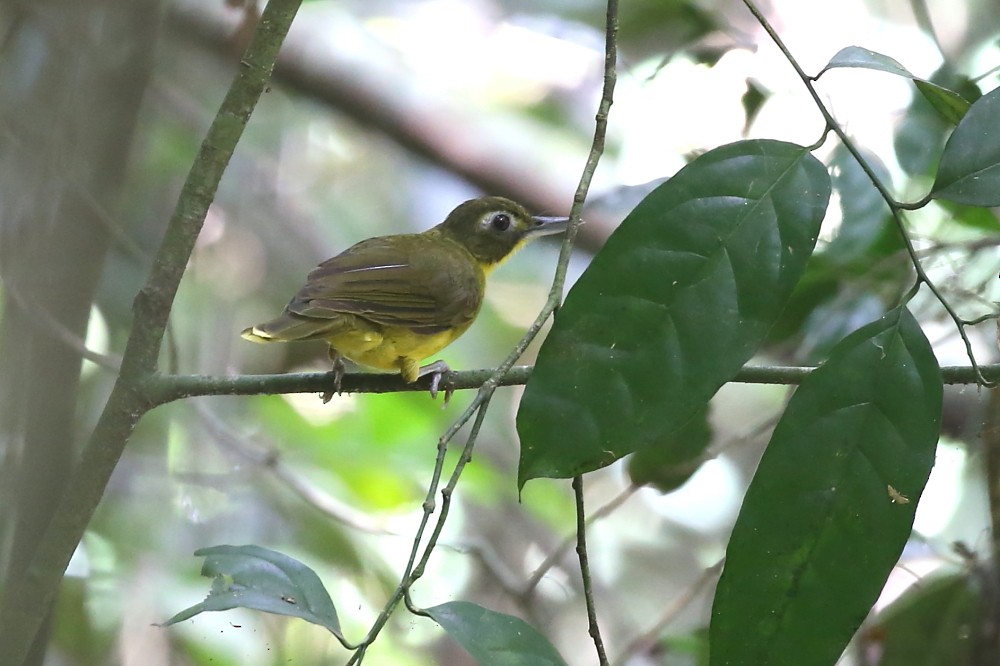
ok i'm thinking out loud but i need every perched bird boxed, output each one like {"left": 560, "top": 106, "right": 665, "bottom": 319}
{"left": 242, "top": 196, "right": 568, "bottom": 399}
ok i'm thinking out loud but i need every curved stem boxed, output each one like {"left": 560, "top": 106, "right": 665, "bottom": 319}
{"left": 742, "top": 0, "right": 992, "bottom": 386}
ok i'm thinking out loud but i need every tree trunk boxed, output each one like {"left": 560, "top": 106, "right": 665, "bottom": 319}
{"left": 0, "top": 1, "right": 163, "bottom": 662}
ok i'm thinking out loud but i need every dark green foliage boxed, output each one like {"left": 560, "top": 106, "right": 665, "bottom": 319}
{"left": 710, "top": 307, "right": 941, "bottom": 665}
{"left": 517, "top": 140, "right": 830, "bottom": 485}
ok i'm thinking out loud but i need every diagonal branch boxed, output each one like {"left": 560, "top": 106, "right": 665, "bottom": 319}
{"left": 0, "top": 2, "right": 303, "bottom": 662}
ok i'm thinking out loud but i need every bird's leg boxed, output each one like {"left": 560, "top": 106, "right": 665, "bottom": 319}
{"left": 323, "top": 348, "right": 346, "bottom": 403}
{"left": 417, "top": 359, "right": 453, "bottom": 404}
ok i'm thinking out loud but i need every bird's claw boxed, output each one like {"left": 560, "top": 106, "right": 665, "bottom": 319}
{"left": 322, "top": 354, "right": 346, "bottom": 403}
{"left": 419, "top": 360, "right": 452, "bottom": 404}
{"left": 427, "top": 371, "right": 454, "bottom": 406}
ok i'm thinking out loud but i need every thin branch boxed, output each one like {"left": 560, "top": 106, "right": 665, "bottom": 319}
{"left": 742, "top": 0, "right": 992, "bottom": 385}
{"left": 0, "top": 2, "right": 303, "bottom": 661}
{"left": 140, "top": 361, "right": 1000, "bottom": 406}
{"left": 341, "top": 0, "right": 621, "bottom": 659}
{"left": 523, "top": 483, "right": 639, "bottom": 598}
{"left": 574, "top": 475, "right": 610, "bottom": 666}
{"left": 347, "top": 398, "right": 493, "bottom": 663}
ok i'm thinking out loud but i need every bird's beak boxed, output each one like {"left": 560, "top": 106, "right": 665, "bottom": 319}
{"left": 528, "top": 215, "right": 571, "bottom": 237}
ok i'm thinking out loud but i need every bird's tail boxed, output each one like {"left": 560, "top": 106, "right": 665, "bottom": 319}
{"left": 241, "top": 311, "right": 335, "bottom": 343}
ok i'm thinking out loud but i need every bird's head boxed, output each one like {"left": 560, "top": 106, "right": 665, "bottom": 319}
{"left": 436, "top": 196, "right": 569, "bottom": 270}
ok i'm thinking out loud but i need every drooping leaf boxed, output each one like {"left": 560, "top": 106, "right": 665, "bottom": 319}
{"left": 517, "top": 140, "right": 830, "bottom": 486}
{"left": 710, "top": 306, "right": 942, "bottom": 666}
{"left": 426, "top": 601, "right": 568, "bottom": 666}
{"left": 931, "top": 85, "right": 1000, "bottom": 205}
{"left": 893, "top": 67, "right": 981, "bottom": 179}
{"left": 913, "top": 80, "right": 971, "bottom": 125}
{"left": 161, "top": 545, "right": 342, "bottom": 638}
{"left": 818, "top": 46, "right": 914, "bottom": 79}
{"left": 818, "top": 47, "right": 970, "bottom": 124}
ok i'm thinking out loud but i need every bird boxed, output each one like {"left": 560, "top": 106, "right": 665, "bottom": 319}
{"left": 241, "top": 196, "right": 568, "bottom": 400}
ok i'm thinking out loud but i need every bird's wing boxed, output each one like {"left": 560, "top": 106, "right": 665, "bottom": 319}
{"left": 287, "top": 236, "right": 482, "bottom": 333}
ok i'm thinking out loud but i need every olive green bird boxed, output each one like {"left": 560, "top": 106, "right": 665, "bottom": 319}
{"left": 242, "top": 196, "right": 568, "bottom": 399}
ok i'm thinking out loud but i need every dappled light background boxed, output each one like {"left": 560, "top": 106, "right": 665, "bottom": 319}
{"left": 4, "top": 0, "right": 999, "bottom": 664}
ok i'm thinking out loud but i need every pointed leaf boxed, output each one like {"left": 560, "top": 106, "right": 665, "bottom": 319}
{"left": 819, "top": 46, "right": 914, "bottom": 78}
{"left": 161, "top": 545, "right": 342, "bottom": 638}
{"left": 819, "top": 47, "right": 970, "bottom": 124}
{"left": 517, "top": 140, "right": 830, "bottom": 485}
{"left": 426, "top": 601, "right": 568, "bottom": 666}
{"left": 710, "top": 306, "right": 942, "bottom": 666}
{"left": 931, "top": 85, "right": 1000, "bottom": 205}
{"left": 913, "top": 80, "right": 970, "bottom": 125}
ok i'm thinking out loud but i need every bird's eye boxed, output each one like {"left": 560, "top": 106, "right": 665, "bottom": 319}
{"left": 490, "top": 213, "right": 511, "bottom": 231}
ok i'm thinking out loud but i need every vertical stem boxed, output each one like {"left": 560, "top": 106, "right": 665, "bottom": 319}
{"left": 574, "top": 475, "right": 610, "bottom": 666}
{"left": 0, "top": 2, "right": 303, "bottom": 662}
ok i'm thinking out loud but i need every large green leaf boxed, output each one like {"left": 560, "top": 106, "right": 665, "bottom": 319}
{"left": 710, "top": 306, "right": 942, "bottom": 666}
{"left": 161, "top": 545, "right": 343, "bottom": 639}
{"left": 517, "top": 140, "right": 830, "bottom": 485}
{"left": 426, "top": 601, "right": 568, "bottom": 666}
{"left": 931, "top": 85, "right": 1000, "bottom": 205}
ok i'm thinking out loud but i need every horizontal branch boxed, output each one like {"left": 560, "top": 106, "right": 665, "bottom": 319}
{"left": 142, "top": 362, "right": 1000, "bottom": 406}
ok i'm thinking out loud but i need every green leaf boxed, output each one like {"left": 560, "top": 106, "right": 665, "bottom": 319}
{"left": 160, "top": 545, "right": 343, "bottom": 638}
{"left": 914, "top": 80, "right": 971, "bottom": 125}
{"left": 819, "top": 46, "right": 914, "bottom": 79}
{"left": 426, "top": 601, "right": 568, "bottom": 666}
{"left": 517, "top": 140, "right": 830, "bottom": 486}
{"left": 710, "top": 306, "right": 942, "bottom": 666}
{"left": 931, "top": 85, "right": 1000, "bottom": 205}
{"left": 875, "top": 572, "right": 980, "bottom": 666}
{"left": 818, "top": 47, "right": 970, "bottom": 124}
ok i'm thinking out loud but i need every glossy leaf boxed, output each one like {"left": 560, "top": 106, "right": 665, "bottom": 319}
{"left": 710, "top": 306, "right": 942, "bottom": 666}
{"left": 819, "top": 46, "right": 913, "bottom": 78}
{"left": 818, "top": 47, "right": 969, "bottom": 125}
{"left": 517, "top": 140, "right": 830, "bottom": 485}
{"left": 931, "top": 85, "right": 1000, "bottom": 205}
{"left": 426, "top": 601, "right": 568, "bottom": 666}
{"left": 875, "top": 572, "right": 980, "bottom": 666}
{"left": 161, "top": 545, "right": 343, "bottom": 638}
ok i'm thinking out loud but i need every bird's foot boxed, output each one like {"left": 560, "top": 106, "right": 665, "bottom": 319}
{"left": 322, "top": 354, "right": 346, "bottom": 403}
{"left": 418, "top": 360, "right": 453, "bottom": 405}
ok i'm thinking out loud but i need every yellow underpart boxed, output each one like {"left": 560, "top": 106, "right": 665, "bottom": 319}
{"left": 325, "top": 322, "right": 472, "bottom": 383}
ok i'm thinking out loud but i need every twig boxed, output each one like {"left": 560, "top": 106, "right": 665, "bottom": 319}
{"left": 0, "top": 3, "right": 303, "bottom": 661}
{"left": 140, "top": 361, "right": 1000, "bottom": 405}
{"left": 742, "top": 0, "right": 993, "bottom": 385}
{"left": 574, "top": 475, "right": 610, "bottom": 666}
{"left": 343, "top": 0, "right": 620, "bottom": 659}
{"left": 523, "top": 483, "right": 639, "bottom": 597}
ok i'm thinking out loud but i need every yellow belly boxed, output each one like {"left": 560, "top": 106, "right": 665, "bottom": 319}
{"left": 326, "top": 322, "right": 470, "bottom": 382}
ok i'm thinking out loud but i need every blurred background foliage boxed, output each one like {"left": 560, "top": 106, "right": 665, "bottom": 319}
{"left": 2, "top": 0, "right": 1000, "bottom": 664}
